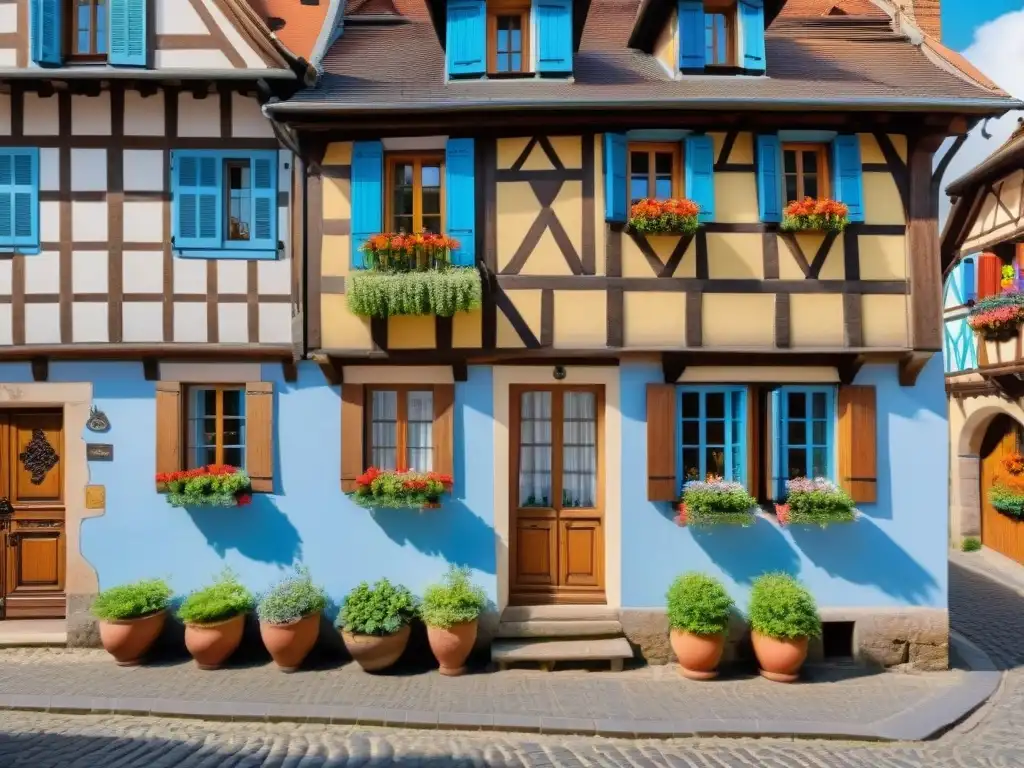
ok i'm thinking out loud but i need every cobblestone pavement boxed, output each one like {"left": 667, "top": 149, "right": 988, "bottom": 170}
{"left": 0, "top": 559, "right": 1021, "bottom": 767}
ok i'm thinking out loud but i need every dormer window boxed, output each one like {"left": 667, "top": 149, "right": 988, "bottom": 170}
{"left": 703, "top": 0, "right": 735, "bottom": 67}
{"left": 69, "top": 0, "right": 108, "bottom": 62}
{"left": 31, "top": 0, "right": 148, "bottom": 67}
{"left": 488, "top": 0, "right": 530, "bottom": 74}
{"left": 677, "top": 0, "right": 764, "bottom": 75}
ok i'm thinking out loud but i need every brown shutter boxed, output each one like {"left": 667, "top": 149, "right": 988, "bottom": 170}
{"left": 245, "top": 381, "right": 274, "bottom": 493}
{"left": 647, "top": 383, "right": 677, "bottom": 501}
{"left": 838, "top": 384, "right": 877, "bottom": 503}
{"left": 341, "top": 384, "right": 365, "bottom": 492}
{"left": 432, "top": 384, "right": 455, "bottom": 478}
{"left": 155, "top": 381, "right": 182, "bottom": 488}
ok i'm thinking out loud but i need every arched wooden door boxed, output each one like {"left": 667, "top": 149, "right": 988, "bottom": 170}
{"left": 980, "top": 414, "right": 1024, "bottom": 564}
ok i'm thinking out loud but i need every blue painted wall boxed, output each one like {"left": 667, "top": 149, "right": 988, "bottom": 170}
{"left": 619, "top": 358, "right": 949, "bottom": 610}
{"left": 943, "top": 257, "right": 978, "bottom": 374}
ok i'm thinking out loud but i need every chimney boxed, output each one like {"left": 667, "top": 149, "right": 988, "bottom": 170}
{"left": 899, "top": 0, "right": 941, "bottom": 40}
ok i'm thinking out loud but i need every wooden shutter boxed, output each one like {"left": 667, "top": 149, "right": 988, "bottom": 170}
{"left": 109, "top": 0, "right": 148, "bottom": 67}
{"left": 647, "top": 384, "right": 677, "bottom": 501}
{"left": 155, "top": 382, "right": 182, "bottom": 487}
{"left": 247, "top": 152, "right": 278, "bottom": 252}
{"left": 432, "top": 384, "right": 455, "bottom": 478}
{"left": 978, "top": 252, "right": 1001, "bottom": 300}
{"left": 677, "top": 0, "right": 704, "bottom": 71}
{"left": 30, "top": 0, "right": 62, "bottom": 66}
{"left": 350, "top": 141, "right": 383, "bottom": 268}
{"left": 603, "top": 133, "right": 627, "bottom": 223}
{"left": 446, "top": 0, "right": 486, "bottom": 77}
{"left": 685, "top": 134, "right": 715, "bottom": 223}
{"left": 172, "top": 152, "right": 223, "bottom": 250}
{"left": 756, "top": 134, "right": 782, "bottom": 223}
{"left": 0, "top": 150, "right": 39, "bottom": 250}
{"left": 738, "top": 0, "right": 766, "bottom": 72}
{"left": 445, "top": 139, "right": 476, "bottom": 266}
{"left": 341, "top": 384, "right": 365, "bottom": 492}
{"left": 534, "top": 0, "right": 572, "bottom": 74}
{"left": 838, "top": 385, "right": 877, "bottom": 503}
{"left": 245, "top": 382, "right": 274, "bottom": 493}
{"left": 831, "top": 134, "right": 865, "bottom": 223}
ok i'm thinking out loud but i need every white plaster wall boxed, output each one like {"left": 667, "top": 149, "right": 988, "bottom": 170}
{"left": 156, "top": 0, "right": 209, "bottom": 34}
{"left": 232, "top": 94, "right": 273, "bottom": 138}
{"left": 71, "top": 94, "right": 111, "bottom": 136}
{"left": 123, "top": 150, "right": 165, "bottom": 192}
{"left": 155, "top": 49, "right": 237, "bottom": 70}
{"left": 124, "top": 92, "right": 165, "bottom": 136}
{"left": 0, "top": 5, "right": 18, "bottom": 34}
{"left": 0, "top": 50, "right": 16, "bottom": 67}
{"left": 194, "top": 0, "right": 267, "bottom": 69}
{"left": 23, "top": 94, "right": 58, "bottom": 135}
{"left": 71, "top": 149, "right": 108, "bottom": 192}
{"left": 177, "top": 93, "right": 221, "bottom": 138}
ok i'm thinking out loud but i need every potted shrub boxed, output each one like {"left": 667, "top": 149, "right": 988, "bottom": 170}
{"left": 338, "top": 578, "right": 418, "bottom": 672}
{"left": 256, "top": 566, "right": 328, "bottom": 672}
{"left": 780, "top": 197, "right": 849, "bottom": 232}
{"left": 969, "top": 290, "right": 1024, "bottom": 342}
{"left": 156, "top": 464, "right": 253, "bottom": 508}
{"left": 666, "top": 572, "right": 734, "bottom": 680}
{"left": 177, "top": 570, "right": 255, "bottom": 670}
{"left": 349, "top": 468, "right": 454, "bottom": 510}
{"left": 91, "top": 578, "right": 173, "bottom": 666}
{"left": 774, "top": 477, "right": 856, "bottom": 528}
{"left": 675, "top": 475, "right": 758, "bottom": 527}
{"left": 989, "top": 452, "right": 1024, "bottom": 517}
{"left": 748, "top": 573, "right": 822, "bottom": 683}
{"left": 420, "top": 566, "right": 487, "bottom": 677}
{"left": 627, "top": 198, "right": 700, "bottom": 235}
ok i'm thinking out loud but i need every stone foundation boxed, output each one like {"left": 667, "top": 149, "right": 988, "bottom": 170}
{"left": 66, "top": 594, "right": 100, "bottom": 648}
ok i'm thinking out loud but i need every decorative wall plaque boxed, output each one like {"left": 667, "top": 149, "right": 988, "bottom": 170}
{"left": 86, "top": 443, "right": 113, "bottom": 461}
{"left": 86, "top": 406, "right": 110, "bottom": 433}
{"left": 85, "top": 485, "right": 105, "bottom": 510}
{"left": 19, "top": 429, "right": 58, "bottom": 485}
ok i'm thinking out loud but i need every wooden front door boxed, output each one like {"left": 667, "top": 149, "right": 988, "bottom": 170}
{"left": 0, "top": 411, "right": 65, "bottom": 619}
{"left": 510, "top": 385, "right": 605, "bottom": 605}
{"left": 980, "top": 414, "right": 1024, "bottom": 565}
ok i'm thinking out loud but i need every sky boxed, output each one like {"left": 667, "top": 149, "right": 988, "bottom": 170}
{"left": 937, "top": 0, "right": 1024, "bottom": 225}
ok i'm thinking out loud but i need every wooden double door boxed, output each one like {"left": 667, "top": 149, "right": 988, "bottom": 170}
{"left": 510, "top": 385, "right": 605, "bottom": 605}
{"left": 0, "top": 411, "right": 66, "bottom": 619}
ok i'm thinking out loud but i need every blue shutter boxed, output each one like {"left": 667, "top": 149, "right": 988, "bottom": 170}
{"left": 108, "top": 0, "right": 147, "bottom": 67}
{"left": 232, "top": 151, "right": 278, "bottom": 253}
{"left": 831, "top": 134, "right": 864, "bottom": 222}
{"left": 0, "top": 149, "right": 40, "bottom": 252}
{"left": 964, "top": 258, "right": 977, "bottom": 303}
{"left": 756, "top": 134, "right": 782, "bottom": 223}
{"left": 351, "top": 141, "right": 383, "bottom": 269}
{"left": 535, "top": 0, "right": 572, "bottom": 74}
{"left": 172, "top": 151, "right": 222, "bottom": 250}
{"left": 677, "top": 0, "right": 704, "bottom": 71}
{"left": 770, "top": 388, "right": 784, "bottom": 499}
{"left": 446, "top": 0, "right": 485, "bottom": 77}
{"left": 30, "top": 0, "right": 62, "bottom": 66}
{"left": 685, "top": 134, "right": 715, "bottom": 223}
{"left": 603, "top": 133, "right": 627, "bottom": 223}
{"left": 738, "top": 0, "right": 766, "bottom": 73}
{"left": 445, "top": 138, "right": 476, "bottom": 267}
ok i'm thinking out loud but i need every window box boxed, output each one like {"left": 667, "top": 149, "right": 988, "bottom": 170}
{"left": 968, "top": 290, "right": 1024, "bottom": 342}
{"left": 347, "top": 233, "right": 483, "bottom": 318}
{"left": 156, "top": 465, "right": 253, "bottom": 508}
{"left": 627, "top": 198, "right": 701, "bottom": 236}
{"left": 989, "top": 453, "right": 1024, "bottom": 518}
{"left": 348, "top": 468, "right": 454, "bottom": 510}
{"left": 780, "top": 198, "right": 850, "bottom": 233}
{"left": 675, "top": 476, "right": 757, "bottom": 527}
{"left": 773, "top": 477, "right": 856, "bottom": 528}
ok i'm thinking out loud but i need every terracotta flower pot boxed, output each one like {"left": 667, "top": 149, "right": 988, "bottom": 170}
{"left": 670, "top": 628, "right": 726, "bottom": 680}
{"left": 184, "top": 613, "right": 246, "bottom": 670}
{"left": 751, "top": 631, "right": 809, "bottom": 683}
{"left": 426, "top": 619, "right": 478, "bottom": 676}
{"left": 98, "top": 610, "right": 166, "bottom": 666}
{"left": 259, "top": 612, "right": 320, "bottom": 672}
{"left": 342, "top": 624, "right": 411, "bottom": 672}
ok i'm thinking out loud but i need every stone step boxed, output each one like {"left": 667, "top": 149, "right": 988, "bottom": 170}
{"left": 491, "top": 636, "right": 633, "bottom": 672}
{"left": 500, "top": 605, "right": 619, "bottom": 623}
{"left": 496, "top": 620, "right": 623, "bottom": 638}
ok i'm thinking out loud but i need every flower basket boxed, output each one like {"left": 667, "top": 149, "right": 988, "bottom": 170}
{"left": 156, "top": 465, "right": 253, "bottom": 508}
{"left": 774, "top": 477, "right": 856, "bottom": 528}
{"left": 675, "top": 475, "right": 757, "bottom": 527}
{"left": 989, "top": 453, "right": 1024, "bottom": 518}
{"left": 349, "top": 468, "right": 454, "bottom": 510}
{"left": 969, "top": 289, "right": 1024, "bottom": 342}
{"left": 627, "top": 198, "right": 701, "bottom": 235}
{"left": 780, "top": 198, "right": 849, "bottom": 233}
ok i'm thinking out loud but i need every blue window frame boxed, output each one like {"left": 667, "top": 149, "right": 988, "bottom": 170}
{"left": 772, "top": 385, "right": 835, "bottom": 498}
{"left": 678, "top": 386, "right": 747, "bottom": 488}
{"left": 0, "top": 148, "right": 40, "bottom": 254}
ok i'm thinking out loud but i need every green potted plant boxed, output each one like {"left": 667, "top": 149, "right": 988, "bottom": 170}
{"left": 177, "top": 570, "right": 255, "bottom": 670}
{"left": 91, "top": 578, "right": 173, "bottom": 666}
{"left": 748, "top": 572, "right": 822, "bottom": 683}
{"left": 349, "top": 468, "right": 454, "bottom": 509}
{"left": 256, "top": 566, "right": 328, "bottom": 672}
{"left": 666, "top": 572, "right": 734, "bottom": 680}
{"left": 675, "top": 476, "right": 758, "bottom": 527}
{"left": 774, "top": 478, "right": 856, "bottom": 528}
{"left": 420, "top": 566, "right": 488, "bottom": 676}
{"left": 338, "top": 578, "right": 418, "bottom": 672}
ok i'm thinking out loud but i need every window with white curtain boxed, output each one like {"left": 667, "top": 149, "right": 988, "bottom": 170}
{"left": 368, "top": 388, "right": 433, "bottom": 471}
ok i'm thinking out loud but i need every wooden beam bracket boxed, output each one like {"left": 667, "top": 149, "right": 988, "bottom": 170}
{"left": 311, "top": 353, "right": 342, "bottom": 386}
{"left": 30, "top": 357, "right": 48, "bottom": 382}
{"left": 990, "top": 372, "right": 1024, "bottom": 401}
{"left": 142, "top": 359, "right": 159, "bottom": 381}
{"left": 897, "top": 351, "right": 934, "bottom": 387}
{"left": 837, "top": 354, "right": 865, "bottom": 386}
{"left": 452, "top": 363, "right": 468, "bottom": 382}
{"left": 662, "top": 353, "right": 686, "bottom": 384}
{"left": 282, "top": 360, "right": 298, "bottom": 383}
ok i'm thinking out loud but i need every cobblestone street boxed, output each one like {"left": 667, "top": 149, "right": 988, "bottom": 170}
{"left": 0, "top": 558, "right": 1021, "bottom": 766}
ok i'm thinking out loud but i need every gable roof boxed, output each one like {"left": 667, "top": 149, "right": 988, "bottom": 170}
{"left": 248, "top": 0, "right": 333, "bottom": 62}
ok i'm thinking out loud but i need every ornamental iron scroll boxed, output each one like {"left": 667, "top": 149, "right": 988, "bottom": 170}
{"left": 19, "top": 429, "right": 58, "bottom": 485}
{"left": 86, "top": 406, "right": 110, "bottom": 433}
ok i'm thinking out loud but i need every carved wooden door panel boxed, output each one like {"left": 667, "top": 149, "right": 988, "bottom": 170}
{"left": 0, "top": 411, "right": 65, "bottom": 619}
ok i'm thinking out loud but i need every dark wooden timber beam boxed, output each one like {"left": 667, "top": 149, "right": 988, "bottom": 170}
{"left": 142, "top": 359, "right": 159, "bottom": 381}
{"left": 0, "top": 343, "right": 295, "bottom": 363}
{"left": 837, "top": 355, "right": 866, "bottom": 386}
{"left": 662, "top": 353, "right": 686, "bottom": 384}
{"left": 282, "top": 360, "right": 298, "bottom": 383}
{"left": 311, "top": 353, "right": 342, "bottom": 386}
{"left": 898, "top": 351, "right": 934, "bottom": 387}
{"left": 30, "top": 357, "right": 48, "bottom": 382}
{"left": 906, "top": 135, "right": 947, "bottom": 355}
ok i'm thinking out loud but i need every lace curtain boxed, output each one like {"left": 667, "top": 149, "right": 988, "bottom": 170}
{"left": 517, "top": 391, "right": 597, "bottom": 508}
{"left": 519, "top": 391, "right": 552, "bottom": 506}
{"left": 562, "top": 392, "right": 596, "bottom": 507}
{"left": 370, "top": 390, "right": 433, "bottom": 471}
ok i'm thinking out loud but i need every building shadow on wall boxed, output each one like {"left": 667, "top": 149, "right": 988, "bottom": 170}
{"left": 185, "top": 495, "right": 303, "bottom": 567}
{"left": 690, "top": 516, "right": 801, "bottom": 584}
{"left": 368, "top": 500, "right": 497, "bottom": 575}
{"left": 789, "top": 517, "right": 937, "bottom": 603}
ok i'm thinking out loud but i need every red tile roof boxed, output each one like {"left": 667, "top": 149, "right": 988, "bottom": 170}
{"left": 247, "top": 0, "right": 331, "bottom": 61}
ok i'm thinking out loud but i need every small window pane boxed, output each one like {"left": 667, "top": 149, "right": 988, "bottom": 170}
{"left": 96, "top": 0, "right": 107, "bottom": 54}
{"left": 223, "top": 447, "right": 243, "bottom": 468}
{"left": 226, "top": 161, "right": 252, "bottom": 242}
{"left": 787, "top": 391, "right": 806, "bottom": 416}
{"left": 655, "top": 177, "right": 672, "bottom": 199}
{"left": 630, "top": 152, "right": 649, "bottom": 175}
{"left": 196, "top": 446, "right": 217, "bottom": 467}
{"left": 393, "top": 215, "right": 414, "bottom": 233}
{"left": 682, "top": 448, "right": 700, "bottom": 483}
{"left": 510, "top": 53, "right": 521, "bottom": 71}
{"left": 804, "top": 176, "right": 819, "bottom": 200}
{"left": 223, "top": 390, "right": 242, "bottom": 417}
{"left": 511, "top": 26, "right": 522, "bottom": 51}
{"left": 706, "top": 392, "right": 725, "bottom": 419}
{"left": 785, "top": 175, "right": 798, "bottom": 203}
{"left": 421, "top": 164, "right": 441, "bottom": 188}
{"left": 406, "top": 389, "right": 433, "bottom": 471}
{"left": 786, "top": 448, "right": 807, "bottom": 479}
{"left": 654, "top": 152, "right": 673, "bottom": 176}
{"left": 682, "top": 420, "right": 699, "bottom": 445}
{"left": 810, "top": 448, "right": 828, "bottom": 478}
{"left": 395, "top": 187, "right": 414, "bottom": 217}
{"left": 811, "top": 420, "right": 827, "bottom": 445}
{"left": 630, "top": 177, "right": 648, "bottom": 203}
{"left": 519, "top": 391, "right": 553, "bottom": 507}
{"left": 802, "top": 151, "right": 818, "bottom": 174}
{"left": 562, "top": 392, "right": 596, "bottom": 508}
{"left": 422, "top": 215, "right": 442, "bottom": 235}
{"left": 422, "top": 188, "right": 441, "bottom": 217}
{"left": 787, "top": 419, "right": 806, "bottom": 446}
{"left": 706, "top": 420, "right": 725, "bottom": 445}
{"left": 681, "top": 392, "right": 700, "bottom": 419}
{"left": 811, "top": 392, "right": 827, "bottom": 419}
{"left": 371, "top": 390, "right": 398, "bottom": 471}
{"left": 76, "top": 0, "right": 91, "bottom": 53}
{"left": 705, "top": 448, "right": 726, "bottom": 477}
{"left": 783, "top": 150, "right": 797, "bottom": 173}
{"left": 497, "top": 28, "right": 508, "bottom": 51}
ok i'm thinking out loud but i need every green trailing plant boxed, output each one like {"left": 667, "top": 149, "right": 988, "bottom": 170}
{"left": 774, "top": 477, "right": 856, "bottom": 528}
{"left": 91, "top": 578, "right": 173, "bottom": 621}
{"left": 420, "top": 566, "right": 487, "bottom": 629}
{"left": 347, "top": 268, "right": 482, "bottom": 318}
{"left": 748, "top": 573, "right": 821, "bottom": 640}
{"left": 338, "top": 578, "right": 418, "bottom": 636}
{"left": 156, "top": 465, "right": 252, "bottom": 508}
{"left": 675, "top": 476, "right": 758, "bottom": 527}
{"left": 256, "top": 566, "right": 328, "bottom": 626}
{"left": 349, "top": 468, "right": 453, "bottom": 509}
{"left": 961, "top": 536, "right": 982, "bottom": 553}
{"left": 665, "top": 572, "right": 734, "bottom": 636}
{"left": 177, "top": 570, "right": 255, "bottom": 626}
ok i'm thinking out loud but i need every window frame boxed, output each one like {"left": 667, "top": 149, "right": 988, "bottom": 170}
{"left": 772, "top": 385, "right": 836, "bottom": 498}
{"left": 364, "top": 385, "right": 435, "bottom": 473}
{"left": 185, "top": 384, "right": 247, "bottom": 470}
{"left": 677, "top": 385, "right": 747, "bottom": 489}
{"left": 65, "top": 0, "right": 108, "bottom": 63}
{"left": 781, "top": 142, "right": 830, "bottom": 202}
{"left": 703, "top": 0, "right": 737, "bottom": 68}
{"left": 626, "top": 142, "right": 683, "bottom": 208}
{"left": 383, "top": 152, "right": 446, "bottom": 235}
{"left": 487, "top": 0, "right": 531, "bottom": 75}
